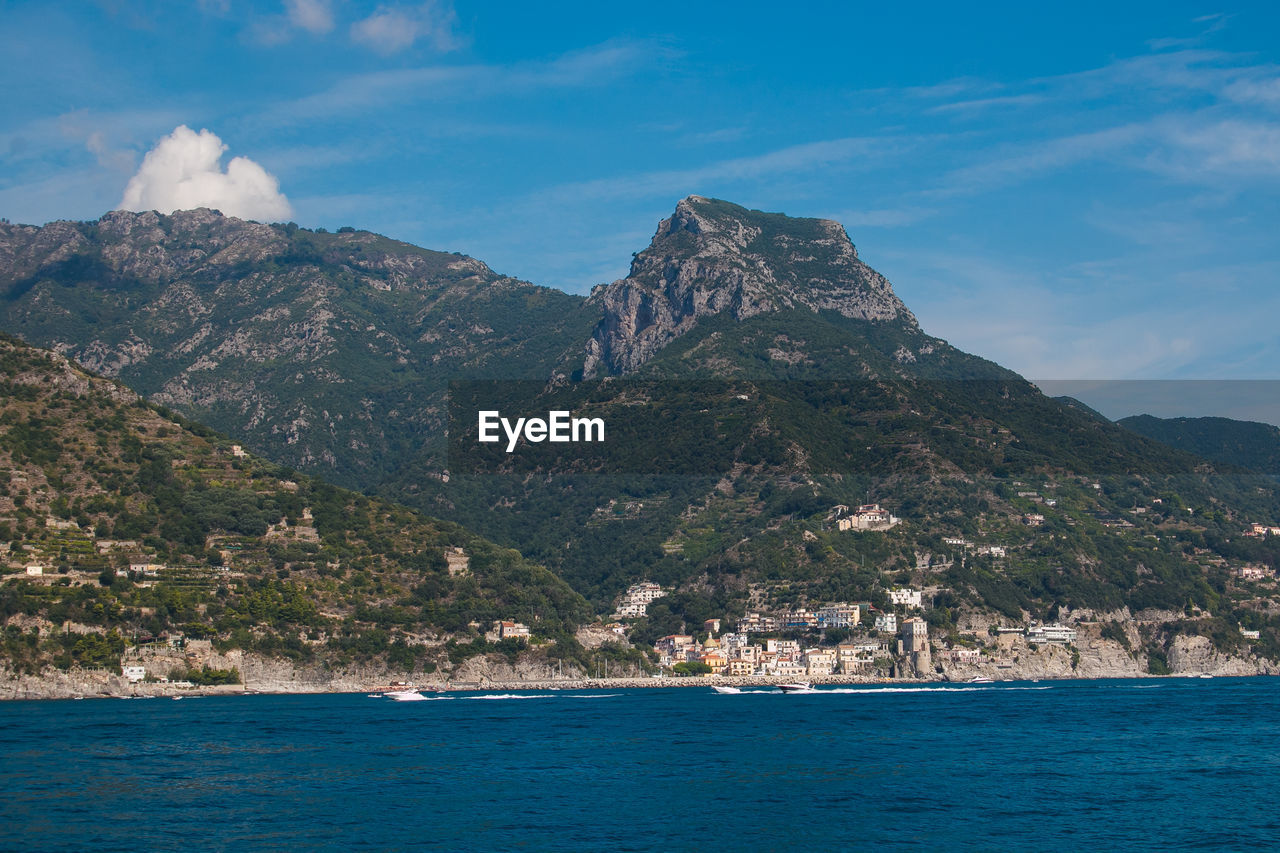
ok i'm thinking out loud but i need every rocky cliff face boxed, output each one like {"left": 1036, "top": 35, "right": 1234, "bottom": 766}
{"left": 583, "top": 196, "right": 918, "bottom": 377}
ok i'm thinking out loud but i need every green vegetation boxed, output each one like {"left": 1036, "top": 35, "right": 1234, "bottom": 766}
{"left": 3, "top": 203, "right": 1280, "bottom": 672}
{"left": 0, "top": 337, "right": 590, "bottom": 676}
{"left": 1120, "top": 414, "right": 1280, "bottom": 476}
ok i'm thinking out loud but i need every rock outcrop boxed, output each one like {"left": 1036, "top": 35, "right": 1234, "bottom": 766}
{"left": 583, "top": 196, "right": 918, "bottom": 376}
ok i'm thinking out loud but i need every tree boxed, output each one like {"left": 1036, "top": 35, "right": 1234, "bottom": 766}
{"left": 672, "top": 661, "right": 712, "bottom": 676}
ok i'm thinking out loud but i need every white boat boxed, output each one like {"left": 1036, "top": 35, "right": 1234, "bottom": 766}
{"left": 777, "top": 682, "right": 812, "bottom": 693}
{"left": 711, "top": 685, "right": 742, "bottom": 695}
{"left": 385, "top": 690, "right": 430, "bottom": 701}
{"left": 967, "top": 676, "right": 993, "bottom": 684}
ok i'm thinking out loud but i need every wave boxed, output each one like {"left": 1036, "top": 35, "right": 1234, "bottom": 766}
{"left": 467, "top": 693, "right": 552, "bottom": 700}
{"left": 814, "top": 685, "right": 1055, "bottom": 695}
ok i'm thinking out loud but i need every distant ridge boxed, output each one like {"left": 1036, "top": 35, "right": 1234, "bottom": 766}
{"left": 1118, "top": 414, "right": 1280, "bottom": 476}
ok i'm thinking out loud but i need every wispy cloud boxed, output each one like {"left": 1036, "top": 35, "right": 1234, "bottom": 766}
{"left": 287, "top": 0, "right": 335, "bottom": 35}
{"left": 1148, "top": 117, "right": 1280, "bottom": 179}
{"left": 351, "top": 2, "right": 458, "bottom": 55}
{"left": 928, "top": 94, "right": 1045, "bottom": 115}
{"left": 249, "top": 0, "right": 337, "bottom": 45}
{"left": 535, "top": 135, "right": 910, "bottom": 205}
{"left": 271, "top": 40, "right": 660, "bottom": 122}
{"left": 937, "top": 124, "right": 1148, "bottom": 195}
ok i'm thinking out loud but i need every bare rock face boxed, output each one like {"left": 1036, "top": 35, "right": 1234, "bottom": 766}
{"left": 583, "top": 196, "right": 918, "bottom": 376}
{"left": 1166, "top": 635, "right": 1276, "bottom": 676}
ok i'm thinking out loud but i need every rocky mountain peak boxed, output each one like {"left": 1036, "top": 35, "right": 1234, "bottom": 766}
{"left": 582, "top": 196, "right": 918, "bottom": 377}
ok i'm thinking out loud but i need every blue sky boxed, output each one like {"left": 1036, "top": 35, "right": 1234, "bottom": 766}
{"left": 3, "top": 1, "right": 1280, "bottom": 408}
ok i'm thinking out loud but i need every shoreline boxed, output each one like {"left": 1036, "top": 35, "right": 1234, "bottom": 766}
{"left": 0, "top": 667, "right": 1260, "bottom": 702}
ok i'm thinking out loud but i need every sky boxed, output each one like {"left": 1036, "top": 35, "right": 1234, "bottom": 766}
{"left": 3, "top": 1, "right": 1280, "bottom": 419}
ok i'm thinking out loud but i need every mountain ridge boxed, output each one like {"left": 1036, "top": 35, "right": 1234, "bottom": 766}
{"left": 3, "top": 199, "right": 1280, "bottom": 677}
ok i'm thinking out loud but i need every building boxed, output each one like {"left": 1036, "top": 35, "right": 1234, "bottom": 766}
{"left": 700, "top": 651, "right": 727, "bottom": 674}
{"left": 703, "top": 618, "right": 721, "bottom": 634}
{"left": 493, "top": 620, "right": 531, "bottom": 640}
{"left": 736, "top": 612, "right": 778, "bottom": 633}
{"left": 874, "top": 612, "right": 897, "bottom": 634}
{"left": 615, "top": 581, "right": 668, "bottom": 619}
{"left": 1237, "top": 565, "right": 1272, "bottom": 580}
{"left": 726, "top": 658, "right": 755, "bottom": 676}
{"left": 626, "top": 582, "right": 666, "bottom": 604}
{"left": 1024, "top": 514, "right": 1045, "bottom": 526}
{"left": 816, "top": 603, "right": 861, "bottom": 628}
{"left": 900, "top": 617, "right": 929, "bottom": 654}
{"left": 765, "top": 638, "right": 801, "bottom": 660}
{"left": 803, "top": 649, "right": 836, "bottom": 676}
{"left": 781, "top": 608, "right": 818, "bottom": 629}
{"left": 654, "top": 635, "right": 695, "bottom": 662}
{"left": 24, "top": 564, "right": 43, "bottom": 576}
{"left": 122, "top": 665, "right": 147, "bottom": 683}
{"left": 888, "top": 588, "right": 923, "bottom": 609}
{"left": 1026, "top": 624, "right": 1077, "bottom": 644}
{"left": 836, "top": 644, "right": 865, "bottom": 673}
{"left": 771, "top": 660, "right": 807, "bottom": 678}
{"left": 837, "top": 504, "right": 901, "bottom": 532}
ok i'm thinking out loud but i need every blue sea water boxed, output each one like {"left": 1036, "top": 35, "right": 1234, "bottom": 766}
{"left": 2, "top": 677, "right": 1279, "bottom": 851}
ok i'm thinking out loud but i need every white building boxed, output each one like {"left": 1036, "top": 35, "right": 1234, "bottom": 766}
{"left": 1026, "top": 624, "right": 1077, "bottom": 644}
{"left": 874, "top": 612, "right": 898, "bottom": 634}
{"left": 837, "top": 504, "right": 901, "bottom": 532}
{"left": 625, "top": 582, "right": 666, "bottom": 604}
{"left": 888, "top": 588, "right": 923, "bottom": 609}
{"left": 816, "top": 603, "right": 861, "bottom": 628}
{"left": 614, "top": 581, "right": 667, "bottom": 618}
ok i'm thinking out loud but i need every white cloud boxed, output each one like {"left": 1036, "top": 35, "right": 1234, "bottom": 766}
{"left": 119, "top": 125, "right": 292, "bottom": 221}
{"left": 286, "top": 0, "right": 334, "bottom": 34}
{"left": 351, "top": 2, "right": 457, "bottom": 55}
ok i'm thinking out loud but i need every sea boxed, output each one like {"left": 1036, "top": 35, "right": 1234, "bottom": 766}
{"left": 2, "top": 677, "right": 1278, "bottom": 851}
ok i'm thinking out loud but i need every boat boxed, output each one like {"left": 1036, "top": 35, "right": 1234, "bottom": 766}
{"left": 777, "top": 682, "right": 812, "bottom": 693}
{"left": 385, "top": 690, "right": 430, "bottom": 701}
{"left": 711, "top": 685, "right": 742, "bottom": 695}
{"left": 967, "top": 676, "right": 993, "bottom": 684}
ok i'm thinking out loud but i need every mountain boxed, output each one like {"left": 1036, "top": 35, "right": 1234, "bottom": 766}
{"left": 0, "top": 334, "right": 595, "bottom": 681}
{"left": 1119, "top": 414, "right": 1280, "bottom": 477}
{"left": 0, "top": 209, "right": 595, "bottom": 487}
{"left": 1054, "top": 395, "right": 1112, "bottom": 424}
{"left": 3, "top": 199, "right": 1280, "bottom": 674}
{"left": 584, "top": 196, "right": 916, "bottom": 376}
